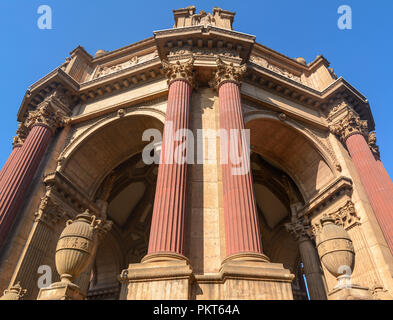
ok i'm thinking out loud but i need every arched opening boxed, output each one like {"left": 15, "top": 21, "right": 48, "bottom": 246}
{"left": 247, "top": 116, "right": 334, "bottom": 300}
{"left": 86, "top": 153, "right": 157, "bottom": 300}
{"left": 57, "top": 113, "right": 164, "bottom": 300}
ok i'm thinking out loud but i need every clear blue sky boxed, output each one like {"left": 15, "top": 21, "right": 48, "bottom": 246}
{"left": 1, "top": 1, "right": 392, "bottom": 176}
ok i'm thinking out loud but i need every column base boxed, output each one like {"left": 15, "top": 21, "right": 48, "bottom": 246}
{"left": 219, "top": 253, "right": 295, "bottom": 300}
{"left": 328, "top": 284, "right": 373, "bottom": 300}
{"left": 119, "top": 252, "right": 194, "bottom": 300}
{"left": 37, "top": 282, "right": 85, "bottom": 300}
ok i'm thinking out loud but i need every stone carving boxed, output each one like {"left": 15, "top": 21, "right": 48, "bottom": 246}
{"left": 312, "top": 201, "right": 360, "bottom": 233}
{"left": 12, "top": 122, "right": 28, "bottom": 148}
{"left": 34, "top": 195, "right": 68, "bottom": 228}
{"left": 162, "top": 57, "right": 195, "bottom": 87}
{"left": 209, "top": 57, "right": 247, "bottom": 89}
{"left": 285, "top": 217, "right": 313, "bottom": 242}
{"left": 173, "top": 6, "right": 235, "bottom": 30}
{"left": 55, "top": 211, "right": 102, "bottom": 285}
{"left": 24, "top": 90, "right": 71, "bottom": 134}
{"left": 368, "top": 132, "right": 380, "bottom": 160}
{"left": 168, "top": 46, "right": 239, "bottom": 58}
{"left": 315, "top": 214, "right": 355, "bottom": 289}
{"left": 94, "top": 51, "right": 158, "bottom": 79}
{"left": 329, "top": 109, "right": 368, "bottom": 142}
{"left": 250, "top": 55, "right": 302, "bottom": 83}
{"left": 0, "top": 282, "right": 27, "bottom": 300}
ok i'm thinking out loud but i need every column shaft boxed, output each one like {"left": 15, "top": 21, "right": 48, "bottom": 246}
{"left": 218, "top": 82, "right": 263, "bottom": 257}
{"left": 376, "top": 159, "right": 393, "bottom": 197}
{"left": 346, "top": 133, "right": 393, "bottom": 253}
{"left": 0, "top": 125, "right": 52, "bottom": 246}
{"left": 148, "top": 80, "right": 191, "bottom": 255}
{"left": 0, "top": 146, "right": 22, "bottom": 183}
{"left": 298, "top": 238, "right": 327, "bottom": 300}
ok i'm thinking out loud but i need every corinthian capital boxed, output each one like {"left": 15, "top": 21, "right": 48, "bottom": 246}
{"left": 24, "top": 99, "right": 69, "bottom": 134}
{"left": 368, "top": 131, "right": 380, "bottom": 160}
{"left": 285, "top": 217, "right": 313, "bottom": 242}
{"left": 209, "top": 57, "right": 247, "bottom": 90}
{"left": 12, "top": 122, "right": 28, "bottom": 148}
{"left": 162, "top": 57, "right": 195, "bottom": 88}
{"left": 329, "top": 109, "right": 368, "bottom": 142}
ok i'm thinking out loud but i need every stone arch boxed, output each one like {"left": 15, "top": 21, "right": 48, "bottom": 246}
{"left": 244, "top": 111, "right": 337, "bottom": 201}
{"left": 57, "top": 110, "right": 164, "bottom": 200}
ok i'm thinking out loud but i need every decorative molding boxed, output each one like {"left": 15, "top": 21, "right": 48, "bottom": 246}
{"left": 250, "top": 55, "right": 302, "bottom": 83}
{"left": 368, "top": 131, "right": 380, "bottom": 160}
{"left": 285, "top": 217, "right": 314, "bottom": 242}
{"left": 93, "top": 51, "right": 159, "bottom": 79}
{"left": 328, "top": 101, "right": 368, "bottom": 142}
{"left": 312, "top": 200, "right": 360, "bottom": 234}
{"left": 209, "top": 57, "right": 247, "bottom": 90}
{"left": 162, "top": 57, "right": 195, "bottom": 88}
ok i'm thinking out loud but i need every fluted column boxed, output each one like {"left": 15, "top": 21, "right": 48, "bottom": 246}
{"left": 286, "top": 219, "right": 327, "bottom": 300}
{"left": 0, "top": 124, "right": 28, "bottom": 183}
{"left": 147, "top": 58, "right": 194, "bottom": 256}
{"left": 368, "top": 132, "right": 393, "bottom": 197}
{"left": 0, "top": 100, "right": 67, "bottom": 247}
{"left": 330, "top": 108, "right": 393, "bottom": 254}
{"left": 211, "top": 58, "right": 265, "bottom": 259}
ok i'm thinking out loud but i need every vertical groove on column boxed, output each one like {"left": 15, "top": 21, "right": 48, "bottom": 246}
{"left": 148, "top": 80, "right": 190, "bottom": 255}
{"left": 0, "top": 146, "right": 22, "bottom": 183}
{"left": 346, "top": 134, "right": 393, "bottom": 253}
{"left": 218, "top": 82, "right": 263, "bottom": 257}
{"left": 0, "top": 125, "right": 52, "bottom": 246}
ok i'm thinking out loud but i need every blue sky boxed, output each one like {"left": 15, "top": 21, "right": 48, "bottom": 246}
{"left": 1, "top": 1, "right": 392, "bottom": 176}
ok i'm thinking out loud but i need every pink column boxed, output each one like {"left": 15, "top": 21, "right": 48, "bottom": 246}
{"left": 376, "top": 160, "right": 393, "bottom": 198}
{"left": 147, "top": 79, "right": 191, "bottom": 255}
{"left": 0, "top": 145, "right": 22, "bottom": 183}
{"left": 218, "top": 81, "right": 264, "bottom": 258}
{"left": 346, "top": 133, "right": 393, "bottom": 253}
{"left": 0, "top": 125, "right": 52, "bottom": 246}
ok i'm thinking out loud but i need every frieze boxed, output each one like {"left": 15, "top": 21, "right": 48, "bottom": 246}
{"left": 93, "top": 51, "right": 159, "bottom": 79}
{"left": 168, "top": 46, "right": 240, "bottom": 59}
{"left": 250, "top": 55, "right": 302, "bottom": 83}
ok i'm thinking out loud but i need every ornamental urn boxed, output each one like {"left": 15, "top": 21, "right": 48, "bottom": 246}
{"left": 0, "top": 282, "right": 27, "bottom": 300}
{"left": 55, "top": 211, "right": 101, "bottom": 284}
{"left": 315, "top": 214, "right": 355, "bottom": 285}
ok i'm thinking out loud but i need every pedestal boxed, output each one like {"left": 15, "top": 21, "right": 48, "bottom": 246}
{"left": 37, "top": 282, "right": 85, "bottom": 300}
{"left": 220, "top": 253, "right": 295, "bottom": 300}
{"left": 120, "top": 253, "right": 194, "bottom": 300}
{"left": 328, "top": 284, "right": 372, "bottom": 300}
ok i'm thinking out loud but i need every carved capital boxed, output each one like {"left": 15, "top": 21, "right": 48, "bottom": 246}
{"left": 329, "top": 108, "right": 368, "bottom": 142}
{"left": 162, "top": 57, "right": 195, "bottom": 89}
{"left": 368, "top": 131, "right": 380, "bottom": 160}
{"left": 285, "top": 217, "right": 314, "bottom": 242}
{"left": 209, "top": 57, "right": 247, "bottom": 90}
{"left": 34, "top": 195, "right": 69, "bottom": 228}
{"left": 312, "top": 201, "right": 360, "bottom": 234}
{"left": 12, "top": 123, "right": 28, "bottom": 148}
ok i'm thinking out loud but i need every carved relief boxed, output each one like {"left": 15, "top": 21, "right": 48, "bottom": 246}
{"left": 162, "top": 57, "right": 195, "bottom": 87}
{"left": 93, "top": 51, "right": 159, "bottom": 79}
{"left": 312, "top": 201, "right": 360, "bottom": 233}
{"left": 368, "top": 132, "right": 380, "bottom": 160}
{"left": 329, "top": 109, "right": 368, "bottom": 142}
{"left": 209, "top": 57, "right": 247, "bottom": 89}
{"left": 12, "top": 122, "right": 28, "bottom": 148}
{"left": 168, "top": 46, "right": 239, "bottom": 58}
{"left": 285, "top": 217, "right": 314, "bottom": 241}
{"left": 250, "top": 55, "right": 302, "bottom": 83}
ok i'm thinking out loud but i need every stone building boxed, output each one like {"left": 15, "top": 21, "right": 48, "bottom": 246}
{"left": 0, "top": 6, "right": 392, "bottom": 300}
